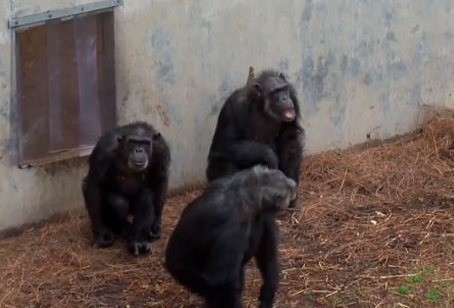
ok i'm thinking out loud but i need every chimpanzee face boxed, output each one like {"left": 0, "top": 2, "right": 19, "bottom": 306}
{"left": 117, "top": 136, "right": 152, "bottom": 172}
{"left": 254, "top": 75, "right": 296, "bottom": 122}
{"left": 249, "top": 166, "right": 298, "bottom": 211}
{"left": 261, "top": 168, "right": 297, "bottom": 209}
{"left": 265, "top": 86, "right": 295, "bottom": 122}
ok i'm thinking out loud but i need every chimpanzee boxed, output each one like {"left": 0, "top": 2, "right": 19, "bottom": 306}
{"left": 206, "top": 69, "right": 304, "bottom": 207}
{"left": 82, "top": 121, "right": 170, "bottom": 255}
{"left": 164, "top": 166, "right": 297, "bottom": 308}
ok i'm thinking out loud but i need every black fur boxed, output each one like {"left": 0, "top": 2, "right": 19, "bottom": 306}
{"left": 164, "top": 166, "right": 297, "bottom": 308}
{"left": 82, "top": 121, "right": 170, "bottom": 255}
{"left": 206, "top": 69, "right": 304, "bottom": 207}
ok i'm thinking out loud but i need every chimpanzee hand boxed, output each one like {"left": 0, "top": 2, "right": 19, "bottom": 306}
{"left": 258, "top": 302, "right": 273, "bottom": 308}
{"left": 288, "top": 192, "right": 300, "bottom": 209}
{"left": 263, "top": 149, "right": 279, "bottom": 169}
{"left": 92, "top": 229, "right": 114, "bottom": 248}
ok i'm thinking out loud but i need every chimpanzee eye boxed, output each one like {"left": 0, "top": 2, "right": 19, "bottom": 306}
{"left": 274, "top": 194, "right": 284, "bottom": 201}
{"left": 153, "top": 133, "right": 162, "bottom": 141}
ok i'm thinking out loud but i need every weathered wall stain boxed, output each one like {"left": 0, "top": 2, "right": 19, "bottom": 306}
{"left": 386, "top": 31, "right": 397, "bottom": 42}
{"left": 301, "top": 0, "right": 313, "bottom": 23}
{"left": 205, "top": 79, "right": 236, "bottom": 120}
{"left": 298, "top": 55, "right": 333, "bottom": 114}
{"left": 150, "top": 28, "right": 176, "bottom": 85}
{"left": 355, "top": 40, "right": 375, "bottom": 58}
{"left": 155, "top": 105, "right": 171, "bottom": 127}
{"left": 278, "top": 58, "right": 290, "bottom": 75}
{"left": 1, "top": 0, "right": 454, "bottom": 231}
{"left": 364, "top": 73, "right": 373, "bottom": 86}
{"left": 383, "top": 9, "right": 393, "bottom": 28}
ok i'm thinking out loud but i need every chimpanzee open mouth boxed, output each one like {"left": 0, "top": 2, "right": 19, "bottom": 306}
{"left": 129, "top": 160, "right": 148, "bottom": 171}
{"left": 283, "top": 108, "right": 296, "bottom": 121}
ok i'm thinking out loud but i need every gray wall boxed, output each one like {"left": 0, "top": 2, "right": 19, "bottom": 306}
{"left": 1, "top": 0, "right": 454, "bottom": 231}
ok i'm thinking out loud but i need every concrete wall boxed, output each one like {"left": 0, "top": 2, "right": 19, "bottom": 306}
{"left": 1, "top": 0, "right": 454, "bottom": 231}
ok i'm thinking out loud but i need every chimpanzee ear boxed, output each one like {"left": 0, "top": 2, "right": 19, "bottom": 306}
{"left": 153, "top": 132, "right": 161, "bottom": 141}
{"left": 277, "top": 71, "right": 287, "bottom": 81}
{"left": 252, "top": 83, "right": 261, "bottom": 96}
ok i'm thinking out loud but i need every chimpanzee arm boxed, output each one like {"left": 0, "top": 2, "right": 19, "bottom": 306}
{"left": 210, "top": 134, "right": 278, "bottom": 170}
{"left": 229, "top": 140, "right": 279, "bottom": 169}
{"left": 83, "top": 179, "right": 113, "bottom": 247}
{"left": 82, "top": 149, "right": 114, "bottom": 248}
{"left": 277, "top": 125, "right": 304, "bottom": 184}
{"left": 129, "top": 187, "right": 154, "bottom": 255}
{"left": 207, "top": 139, "right": 278, "bottom": 181}
{"left": 255, "top": 216, "right": 280, "bottom": 308}
{"left": 277, "top": 126, "right": 304, "bottom": 208}
{"left": 201, "top": 223, "right": 249, "bottom": 288}
{"left": 149, "top": 174, "right": 168, "bottom": 238}
{"left": 149, "top": 135, "right": 171, "bottom": 239}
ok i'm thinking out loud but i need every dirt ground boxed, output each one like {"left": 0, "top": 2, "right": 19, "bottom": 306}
{"left": 2, "top": 112, "right": 454, "bottom": 308}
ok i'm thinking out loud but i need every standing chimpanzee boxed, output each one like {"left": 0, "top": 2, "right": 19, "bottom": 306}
{"left": 206, "top": 69, "right": 304, "bottom": 207}
{"left": 82, "top": 121, "right": 170, "bottom": 256}
{"left": 164, "top": 166, "right": 297, "bottom": 308}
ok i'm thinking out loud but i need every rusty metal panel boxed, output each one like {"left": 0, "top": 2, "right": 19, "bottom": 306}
{"left": 16, "top": 12, "right": 116, "bottom": 165}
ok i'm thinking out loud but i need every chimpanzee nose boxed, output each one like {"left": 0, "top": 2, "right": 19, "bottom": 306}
{"left": 134, "top": 147, "right": 143, "bottom": 154}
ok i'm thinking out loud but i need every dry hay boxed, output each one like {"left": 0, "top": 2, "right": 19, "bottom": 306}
{"left": 2, "top": 110, "right": 454, "bottom": 308}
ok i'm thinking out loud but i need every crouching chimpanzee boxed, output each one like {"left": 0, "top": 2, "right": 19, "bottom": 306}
{"left": 82, "top": 122, "right": 170, "bottom": 255}
{"left": 206, "top": 69, "right": 304, "bottom": 207}
{"left": 164, "top": 166, "right": 297, "bottom": 308}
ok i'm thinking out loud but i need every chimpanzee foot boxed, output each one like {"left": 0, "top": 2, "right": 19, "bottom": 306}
{"left": 150, "top": 222, "right": 162, "bottom": 239}
{"left": 128, "top": 240, "right": 153, "bottom": 256}
{"left": 92, "top": 232, "right": 114, "bottom": 248}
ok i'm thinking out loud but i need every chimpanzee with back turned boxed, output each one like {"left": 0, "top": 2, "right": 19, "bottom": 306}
{"left": 165, "top": 165, "right": 297, "bottom": 308}
{"left": 82, "top": 121, "right": 170, "bottom": 255}
{"left": 206, "top": 69, "right": 304, "bottom": 207}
